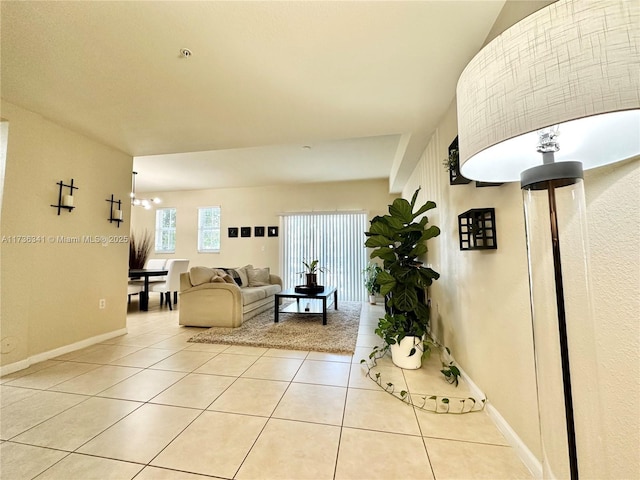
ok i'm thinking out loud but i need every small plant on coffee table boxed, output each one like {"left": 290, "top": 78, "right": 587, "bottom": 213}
{"left": 299, "top": 259, "right": 328, "bottom": 287}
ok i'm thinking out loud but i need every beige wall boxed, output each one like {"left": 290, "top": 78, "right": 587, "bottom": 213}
{"left": 404, "top": 85, "right": 640, "bottom": 480}
{"left": 130, "top": 179, "right": 397, "bottom": 275}
{"left": 583, "top": 159, "right": 640, "bottom": 477}
{"left": 404, "top": 102, "right": 541, "bottom": 460}
{"left": 0, "top": 100, "right": 133, "bottom": 368}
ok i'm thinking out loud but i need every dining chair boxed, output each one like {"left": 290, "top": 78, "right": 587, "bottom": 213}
{"left": 145, "top": 258, "right": 167, "bottom": 282}
{"left": 127, "top": 282, "right": 143, "bottom": 304}
{"left": 150, "top": 259, "right": 190, "bottom": 310}
{"left": 130, "top": 258, "right": 167, "bottom": 288}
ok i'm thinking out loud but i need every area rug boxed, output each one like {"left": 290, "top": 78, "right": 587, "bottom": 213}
{"left": 187, "top": 301, "right": 362, "bottom": 354}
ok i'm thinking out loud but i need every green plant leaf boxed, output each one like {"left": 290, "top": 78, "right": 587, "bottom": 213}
{"left": 368, "top": 220, "right": 397, "bottom": 238}
{"left": 413, "top": 200, "right": 437, "bottom": 219}
{"left": 441, "top": 398, "right": 450, "bottom": 404}
{"left": 377, "top": 270, "right": 396, "bottom": 296}
{"left": 418, "top": 267, "right": 440, "bottom": 286}
{"left": 414, "top": 301, "right": 430, "bottom": 322}
{"left": 421, "top": 225, "right": 441, "bottom": 241}
{"left": 389, "top": 198, "right": 413, "bottom": 224}
{"left": 378, "top": 284, "right": 392, "bottom": 297}
{"left": 385, "top": 216, "right": 406, "bottom": 230}
{"left": 421, "top": 342, "right": 432, "bottom": 361}
{"left": 370, "top": 247, "right": 396, "bottom": 262}
{"left": 410, "top": 242, "right": 428, "bottom": 258}
{"left": 392, "top": 285, "right": 418, "bottom": 312}
{"left": 365, "top": 235, "right": 393, "bottom": 248}
{"left": 409, "top": 187, "right": 421, "bottom": 209}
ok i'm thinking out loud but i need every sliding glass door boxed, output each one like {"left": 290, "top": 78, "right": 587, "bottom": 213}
{"left": 281, "top": 212, "right": 368, "bottom": 302}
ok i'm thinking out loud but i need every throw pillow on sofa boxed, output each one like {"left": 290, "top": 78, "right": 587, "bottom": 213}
{"left": 247, "top": 267, "right": 270, "bottom": 286}
{"left": 189, "top": 267, "right": 218, "bottom": 286}
{"left": 225, "top": 269, "right": 243, "bottom": 286}
{"left": 189, "top": 267, "right": 236, "bottom": 286}
{"left": 212, "top": 268, "right": 236, "bottom": 284}
{"left": 232, "top": 264, "right": 253, "bottom": 287}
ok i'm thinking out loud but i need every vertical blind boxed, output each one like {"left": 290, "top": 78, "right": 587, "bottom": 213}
{"left": 281, "top": 212, "right": 368, "bottom": 302}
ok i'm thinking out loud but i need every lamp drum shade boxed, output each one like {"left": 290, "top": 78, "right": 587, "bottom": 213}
{"left": 456, "top": 0, "right": 640, "bottom": 182}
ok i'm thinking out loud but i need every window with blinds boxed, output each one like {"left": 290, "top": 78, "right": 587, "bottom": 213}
{"left": 281, "top": 212, "right": 368, "bottom": 302}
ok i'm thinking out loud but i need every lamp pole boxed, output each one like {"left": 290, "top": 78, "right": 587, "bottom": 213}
{"left": 521, "top": 133, "right": 585, "bottom": 479}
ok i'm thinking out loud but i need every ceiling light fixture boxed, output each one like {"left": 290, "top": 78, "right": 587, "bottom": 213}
{"left": 456, "top": 1, "right": 638, "bottom": 479}
{"left": 130, "top": 171, "right": 161, "bottom": 209}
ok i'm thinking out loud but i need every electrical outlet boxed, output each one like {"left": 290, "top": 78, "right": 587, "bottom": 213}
{"left": 99, "top": 299, "right": 106, "bottom": 309}
{"left": 0, "top": 336, "right": 17, "bottom": 354}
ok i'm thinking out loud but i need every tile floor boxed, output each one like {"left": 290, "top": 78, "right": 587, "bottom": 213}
{"left": 0, "top": 301, "right": 533, "bottom": 479}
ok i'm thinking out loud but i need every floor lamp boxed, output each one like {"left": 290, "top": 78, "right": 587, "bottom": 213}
{"left": 456, "top": 1, "right": 639, "bottom": 478}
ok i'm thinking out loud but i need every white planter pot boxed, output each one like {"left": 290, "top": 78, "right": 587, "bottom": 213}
{"left": 368, "top": 295, "right": 376, "bottom": 305}
{"left": 390, "top": 336, "right": 423, "bottom": 369}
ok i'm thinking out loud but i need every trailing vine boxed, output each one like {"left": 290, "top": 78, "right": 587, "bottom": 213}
{"left": 360, "top": 342, "right": 486, "bottom": 414}
{"left": 440, "top": 347, "right": 462, "bottom": 387}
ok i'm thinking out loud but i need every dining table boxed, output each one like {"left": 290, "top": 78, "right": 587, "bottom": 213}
{"left": 128, "top": 268, "right": 168, "bottom": 311}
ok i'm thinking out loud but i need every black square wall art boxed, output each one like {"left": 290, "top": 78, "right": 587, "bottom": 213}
{"left": 241, "top": 227, "right": 251, "bottom": 237}
{"left": 268, "top": 226, "right": 279, "bottom": 237}
{"left": 254, "top": 226, "right": 265, "bottom": 237}
{"left": 228, "top": 227, "right": 238, "bottom": 238}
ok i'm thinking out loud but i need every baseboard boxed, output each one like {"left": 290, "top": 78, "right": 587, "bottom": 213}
{"left": 0, "top": 327, "right": 128, "bottom": 377}
{"left": 449, "top": 351, "right": 543, "bottom": 479}
{"left": 486, "top": 402, "right": 543, "bottom": 479}
{"left": 1, "top": 358, "right": 31, "bottom": 377}
{"left": 458, "top": 363, "right": 487, "bottom": 405}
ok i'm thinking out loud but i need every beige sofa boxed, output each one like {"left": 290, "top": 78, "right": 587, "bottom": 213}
{"left": 178, "top": 265, "right": 282, "bottom": 328}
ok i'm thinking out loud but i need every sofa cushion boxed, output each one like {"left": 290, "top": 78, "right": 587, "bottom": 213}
{"left": 189, "top": 267, "right": 217, "bottom": 286}
{"left": 225, "top": 269, "right": 242, "bottom": 286}
{"left": 241, "top": 287, "right": 267, "bottom": 305}
{"left": 262, "top": 284, "right": 282, "bottom": 296}
{"left": 189, "top": 267, "right": 236, "bottom": 286}
{"left": 233, "top": 264, "right": 253, "bottom": 287}
{"left": 247, "top": 267, "right": 270, "bottom": 286}
{"left": 213, "top": 269, "right": 237, "bottom": 284}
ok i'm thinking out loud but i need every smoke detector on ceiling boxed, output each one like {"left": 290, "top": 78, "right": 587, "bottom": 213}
{"left": 179, "top": 48, "right": 192, "bottom": 58}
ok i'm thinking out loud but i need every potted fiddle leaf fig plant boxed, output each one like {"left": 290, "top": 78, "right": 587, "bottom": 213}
{"left": 363, "top": 262, "right": 382, "bottom": 304}
{"left": 364, "top": 187, "right": 440, "bottom": 369}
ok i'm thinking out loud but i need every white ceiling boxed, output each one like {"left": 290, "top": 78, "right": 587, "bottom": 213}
{"left": 1, "top": 1, "right": 507, "bottom": 193}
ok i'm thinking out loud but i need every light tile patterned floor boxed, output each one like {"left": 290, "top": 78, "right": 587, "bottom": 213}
{"left": 0, "top": 301, "right": 533, "bottom": 479}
